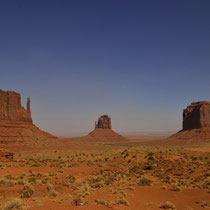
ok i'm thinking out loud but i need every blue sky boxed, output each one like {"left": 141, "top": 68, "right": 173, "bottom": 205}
{"left": 0, "top": 0, "right": 210, "bottom": 136}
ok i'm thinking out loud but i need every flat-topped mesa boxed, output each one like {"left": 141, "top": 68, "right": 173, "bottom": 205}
{"left": 183, "top": 101, "right": 210, "bottom": 130}
{"left": 0, "top": 90, "right": 32, "bottom": 123}
{"left": 95, "top": 115, "right": 112, "bottom": 129}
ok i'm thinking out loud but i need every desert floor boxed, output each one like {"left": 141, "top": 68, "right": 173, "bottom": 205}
{"left": 0, "top": 136, "right": 209, "bottom": 210}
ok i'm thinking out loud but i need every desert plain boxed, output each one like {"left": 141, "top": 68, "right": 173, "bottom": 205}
{"left": 0, "top": 136, "right": 210, "bottom": 210}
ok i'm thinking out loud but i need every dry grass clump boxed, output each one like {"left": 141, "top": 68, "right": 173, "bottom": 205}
{"left": 116, "top": 196, "right": 129, "bottom": 206}
{"left": 4, "top": 198, "right": 23, "bottom": 210}
{"left": 195, "top": 200, "right": 210, "bottom": 208}
{"left": 171, "top": 185, "right": 182, "bottom": 192}
{"left": 95, "top": 199, "right": 110, "bottom": 206}
{"left": 21, "top": 184, "right": 34, "bottom": 198}
{"left": 0, "top": 176, "right": 17, "bottom": 187}
{"left": 138, "top": 178, "right": 153, "bottom": 186}
{"left": 160, "top": 201, "right": 176, "bottom": 209}
{"left": 47, "top": 183, "right": 58, "bottom": 197}
{"left": 70, "top": 197, "right": 85, "bottom": 206}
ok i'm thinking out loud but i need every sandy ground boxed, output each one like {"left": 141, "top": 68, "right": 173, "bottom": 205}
{"left": 0, "top": 137, "right": 209, "bottom": 209}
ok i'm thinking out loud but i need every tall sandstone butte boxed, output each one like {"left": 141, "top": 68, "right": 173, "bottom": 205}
{"left": 0, "top": 90, "right": 59, "bottom": 147}
{"left": 183, "top": 101, "right": 210, "bottom": 130}
{"left": 0, "top": 90, "right": 32, "bottom": 123}
{"left": 95, "top": 115, "right": 112, "bottom": 129}
{"left": 170, "top": 101, "right": 210, "bottom": 142}
{"left": 87, "top": 115, "right": 128, "bottom": 142}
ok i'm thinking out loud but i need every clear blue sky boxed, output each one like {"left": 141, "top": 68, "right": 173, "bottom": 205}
{"left": 0, "top": 0, "right": 210, "bottom": 136}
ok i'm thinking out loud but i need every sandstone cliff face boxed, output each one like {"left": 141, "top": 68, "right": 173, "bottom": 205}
{"left": 0, "top": 90, "right": 32, "bottom": 123}
{"left": 0, "top": 90, "right": 59, "bottom": 147}
{"left": 183, "top": 101, "right": 210, "bottom": 130}
{"left": 169, "top": 101, "right": 210, "bottom": 143}
{"left": 95, "top": 115, "right": 112, "bottom": 129}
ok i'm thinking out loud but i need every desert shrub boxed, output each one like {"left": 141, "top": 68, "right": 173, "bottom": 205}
{"left": 19, "top": 174, "right": 26, "bottom": 180}
{"left": 87, "top": 160, "right": 94, "bottom": 166}
{"left": 71, "top": 197, "right": 84, "bottom": 206}
{"left": 129, "top": 165, "right": 143, "bottom": 174}
{"left": 143, "top": 164, "right": 155, "bottom": 170}
{"left": 171, "top": 185, "right": 182, "bottom": 192}
{"left": 138, "top": 178, "right": 153, "bottom": 186}
{"left": 4, "top": 175, "right": 16, "bottom": 180}
{"left": 21, "top": 184, "right": 34, "bottom": 198}
{"left": 4, "top": 198, "right": 23, "bottom": 210}
{"left": 0, "top": 178, "right": 16, "bottom": 186}
{"left": 147, "top": 152, "right": 154, "bottom": 157}
{"left": 160, "top": 201, "right": 176, "bottom": 209}
{"left": 95, "top": 199, "right": 109, "bottom": 206}
{"left": 117, "top": 196, "right": 129, "bottom": 206}
{"left": 104, "top": 175, "right": 115, "bottom": 186}
{"left": 30, "top": 163, "right": 41, "bottom": 167}
{"left": 28, "top": 176, "right": 37, "bottom": 184}
{"left": 195, "top": 200, "right": 210, "bottom": 208}
{"left": 127, "top": 186, "right": 135, "bottom": 190}
{"left": 148, "top": 156, "right": 155, "bottom": 161}
{"left": 91, "top": 181, "right": 104, "bottom": 188}
{"left": 47, "top": 183, "right": 58, "bottom": 197}
{"left": 68, "top": 164, "right": 79, "bottom": 167}
{"left": 68, "top": 175, "right": 76, "bottom": 183}
{"left": 60, "top": 180, "right": 69, "bottom": 187}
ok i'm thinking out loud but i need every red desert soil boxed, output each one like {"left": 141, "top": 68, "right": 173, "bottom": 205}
{"left": 22, "top": 184, "right": 210, "bottom": 210}
{"left": 185, "top": 147, "right": 210, "bottom": 153}
{"left": 0, "top": 139, "right": 210, "bottom": 210}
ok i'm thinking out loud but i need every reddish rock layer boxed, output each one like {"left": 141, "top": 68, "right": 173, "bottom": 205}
{"left": 0, "top": 90, "right": 59, "bottom": 148}
{"left": 169, "top": 101, "right": 210, "bottom": 142}
{"left": 95, "top": 115, "right": 112, "bottom": 129}
{"left": 0, "top": 90, "right": 32, "bottom": 123}
{"left": 183, "top": 101, "right": 210, "bottom": 130}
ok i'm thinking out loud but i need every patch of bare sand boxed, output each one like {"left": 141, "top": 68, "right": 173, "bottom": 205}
{"left": 185, "top": 148, "right": 210, "bottom": 153}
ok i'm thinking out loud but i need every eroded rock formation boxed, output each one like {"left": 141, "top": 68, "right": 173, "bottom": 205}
{"left": 0, "top": 90, "right": 59, "bottom": 147}
{"left": 85, "top": 115, "right": 128, "bottom": 142}
{"left": 183, "top": 101, "right": 210, "bottom": 130}
{"left": 170, "top": 101, "right": 210, "bottom": 142}
{"left": 95, "top": 115, "right": 112, "bottom": 129}
{"left": 0, "top": 90, "right": 32, "bottom": 123}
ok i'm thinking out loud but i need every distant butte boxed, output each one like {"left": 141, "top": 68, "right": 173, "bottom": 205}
{"left": 95, "top": 115, "right": 112, "bottom": 129}
{"left": 87, "top": 115, "right": 128, "bottom": 142}
{"left": 183, "top": 101, "right": 210, "bottom": 130}
{"left": 0, "top": 90, "right": 59, "bottom": 148}
{"left": 170, "top": 101, "right": 210, "bottom": 142}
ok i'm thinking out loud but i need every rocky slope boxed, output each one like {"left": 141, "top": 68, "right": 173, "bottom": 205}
{"left": 0, "top": 90, "right": 59, "bottom": 148}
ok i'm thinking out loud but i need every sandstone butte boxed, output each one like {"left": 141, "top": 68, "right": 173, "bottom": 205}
{"left": 170, "top": 101, "right": 210, "bottom": 142}
{"left": 86, "top": 115, "right": 128, "bottom": 142}
{"left": 0, "top": 90, "right": 59, "bottom": 152}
